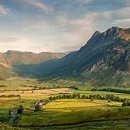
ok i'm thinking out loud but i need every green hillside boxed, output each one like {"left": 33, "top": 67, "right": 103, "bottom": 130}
{"left": 13, "top": 27, "right": 130, "bottom": 87}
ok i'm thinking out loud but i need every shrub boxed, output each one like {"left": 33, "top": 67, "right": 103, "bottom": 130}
{"left": 69, "top": 85, "right": 78, "bottom": 90}
{"left": 34, "top": 104, "right": 41, "bottom": 112}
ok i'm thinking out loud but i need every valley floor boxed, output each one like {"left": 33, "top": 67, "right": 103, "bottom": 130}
{"left": 0, "top": 78, "right": 130, "bottom": 129}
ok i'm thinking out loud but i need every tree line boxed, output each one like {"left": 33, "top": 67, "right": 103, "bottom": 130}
{"left": 0, "top": 94, "right": 20, "bottom": 98}
{"left": 48, "top": 93, "right": 130, "bottom": 107}
{"left": 92, "top": 88, "right": 130, "bottom": 94}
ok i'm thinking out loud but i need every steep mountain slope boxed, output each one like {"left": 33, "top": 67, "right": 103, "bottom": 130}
{"left": 0, "top": 52, "right": 7, "bottom": 64}
{"left": 54, "top": 28, "right": 130, "bottom": 73}
{"left": 0, "top": 64, "right": 13, "bottom": 80}
{"left": 0, "top": 52, "right": 13, "bottom": 80}
{"left": 14, "top": 27, "right": 130, "bottom": 87}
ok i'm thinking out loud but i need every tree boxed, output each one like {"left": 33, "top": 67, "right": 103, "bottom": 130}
{"left": 34, "top": 103, "right": 41, "bottom": 112}
{"left": 90, "top": 97, "right": 94, "bottom": 102}
{"left": 17, "top": 105, "right": 24, "bottom": 114}
{"left": 81, "top": 95, "right": 86, "bottom": 99}
{"left": 107, "top": 99, "right": 111, "bottom": 103}
{"left": 77, "top": 93, "right": 80, "bottom": 99}
{"left": 18, "top": 95, "right": 21, "bottom": 100}
{"left": 69, "top": 85, "right": 78, "bottom": 90}
{"left": 122, "top": 101, "right": 128, "bottom": 107}
{"left": 49, "top": 96, "right": 53, "bottom": 101}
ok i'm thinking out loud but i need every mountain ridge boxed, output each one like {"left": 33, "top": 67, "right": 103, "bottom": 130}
{"left": 15, "top": 27, "right": 130, "bottom": 86}
{"left": 0, "top": 50, "right": 67, "bottom": 65}
{"left": 2, "top": 26, "right": 130, "bottom": 87}
{"left": 0, "top": 50, "right": 67, "bottom": 79}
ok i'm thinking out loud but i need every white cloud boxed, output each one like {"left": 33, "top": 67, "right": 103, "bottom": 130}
{"left": 95, "top": 7, "right": 130, "bottom": 21}
{"left": 1, "top": 1, "right": 130, "bottom": 53}
{"left": 62, "top": 0, "right": 93, "bottom": 5}
{"left": 23, "top": 0, "right": 54, "bottom": 12}
{"left": 0, "top": 36, "right": 19, "bottom": 42}
{"left": 0, "top": 35, "right": 40, "bottom": 52}
{"left": 113, "top": 19, "right": 130, "bottom": 28}
{"left": 1, "top": 13, "right": 95, "bottom": 53}
{"left": 80, "top": 7, "right": 130, "bottom": 31}
{"left": 0, "top": 5, "right": 10, "bottom": 15}
{"left": 56, "top": 15, "right": 95, "bottom": 50}
{"left": 123, "top": 0, "right": 130, "bottom": 5}
{"left": 18, "top": 13, "right": 95, "bottom": 52}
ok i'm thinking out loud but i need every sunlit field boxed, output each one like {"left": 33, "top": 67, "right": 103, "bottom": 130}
{"left": 1, "top": 78, "right": 130, "bottom": 130}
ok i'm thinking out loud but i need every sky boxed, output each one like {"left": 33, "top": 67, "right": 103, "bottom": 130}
{"left": 0, "top": 0, "right": 130, "bottom": 53}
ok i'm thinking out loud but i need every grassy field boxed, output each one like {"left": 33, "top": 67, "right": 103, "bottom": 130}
{"left": 1, "top": 78, "right": 130, "bottom": 129}
{"left": 0, "top": 88, "right": 72, "bottom": 100}
{"left": 1, "top": 92, "right": 130, "bottom": 129}
{"left": 0, "top": 77, "right": 84, "bottom": 91}
{"left": 1, "top": 96, "right": 130, "bottom": 130}
{"left": 17, "top": 99, "right": 130, "bottom": 129}
{"left": 77, "top": 90, "right": 130, "bottom": 99}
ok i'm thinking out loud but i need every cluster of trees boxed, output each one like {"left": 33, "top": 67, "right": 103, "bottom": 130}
{"left": 33, "top": 100, "right": 49, "bottom": 112}
{"left": 69, "top": 85, "right": 78, "bottom": 90}
{"left": 122, "top": 100, "right": 130, "bottom": 107}
{"left": 9, "top": 105, "right": 24, "bottom": 126}
{"left": 0, "top": 85, "right": 7, "bottom": 87}
{"left": 32, "top": 85, "right": 61, "bottom": 90}
{"left": 0, "top": 94, "right": 20, "bottom": 98}
{"left": 92, "top": 88, "right": 130, "bottom": 94}
{"left": 49, "top": 93, "right": 80, "bottom": 101}
{"left": 48, "top": 93, "right": 128, "bottom": 103}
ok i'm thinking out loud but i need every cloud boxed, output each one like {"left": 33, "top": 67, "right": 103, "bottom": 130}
{"left": 56, "top": 15, "right": 95, "bottom": 49}
{"left": 0, "top": 0, "right": 130, "bottom": 52}
{"left": 113, "top": 19, "right": 130, "bottom": 28}
{"left": 23, "top": 0, "right": 54, "bottom": 12}
{"left": 0, "top": 36, "right": 19, "bottom": 42}
{"left": 18, "top": 14, "right": 95, "bottom": 52}
{"left": 80, "top": 6, "right": 130, "bottom": 31}
{"left": 61, "top": 0, "right": 93, "bottom": 6}
{"left": 0, "top": 34, "right": 40, "bottom": 52}
{"left": 122, "top": 0, "right": 130, "bottom": 5}
{"left": 83, "top": 7, "right": 130, "bottom": 23}
{"left": 0, "top": 5, "right": 10, "bottom": 15}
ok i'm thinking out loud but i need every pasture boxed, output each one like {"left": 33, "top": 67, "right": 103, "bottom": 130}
{"left": 1, "top": 78, "right": 130, "bottom": 129}
{"left": 18, "top": 99, "right": 130, "bottom": 129}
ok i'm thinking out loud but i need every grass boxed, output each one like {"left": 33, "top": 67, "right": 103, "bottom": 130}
{"left": 44, "top": 99, "right": 121, "bottom": 109}
{"left": 0, "top": 78, "right": 84, "bottom": 91}
{"left": 77, "top": 90, "right": 130, "bottom": 99}
{"left": 41, "top": 120, "right": 130, "bottom": 130}
{"left": 0, "top": 91, "right": 130, "bottom": 129}
{"left": 0, "top": 122, "right": 23, "bottom": 130}
{"left": 0, "top": 88, "right": 72, "bottom": 100}
{"left": 18, "top": 99, "right": 124, "bottom": 126}
{"left": 1, "top": 78, "right": 130, "bottom": 129}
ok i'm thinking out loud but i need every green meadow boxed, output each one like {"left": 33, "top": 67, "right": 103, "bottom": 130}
{"left": 1, "top": 78, "right": 130, "bottom": 130}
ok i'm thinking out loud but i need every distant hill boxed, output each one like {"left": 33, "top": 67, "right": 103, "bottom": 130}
{"left": 1, "top": 50, "right": 66, "bottom": 65}
{"left": 0, "top": 53, "right": 12, "bottom": 79}
{"left": 0, "top": 50, "right": 66, "bottom": 79}
{"left": 14, "top": 27, "right": 130, "bottom": 87}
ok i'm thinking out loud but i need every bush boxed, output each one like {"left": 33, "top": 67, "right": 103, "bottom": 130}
{"left": 122, "top": 100, "right": 130, "bottom": 107}
{"left": 0, "top": 85, "right": 7, "bottom": 87}
{"left": 17, "top": 105, "right": 24, "bottom": 114}
{"left": 34, "top": 104, "right": 41, "bottom": 112}
{"left": 48, "top": 93, "right": 128, "bottom": 104}
{"left": 69, "top": 85, "right": 78, "bottom": 90}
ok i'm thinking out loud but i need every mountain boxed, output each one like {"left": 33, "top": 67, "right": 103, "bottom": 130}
{"left": 0, "top": 52, "right": 12, "bottom": 80}
{"left": 0, "top": 50, "right": 66, "bottom": 79}
{"left": 2, "top": 50, "right": 66, "bottom": 65}
{"left": 14, "top": 27, "right": 130, "bottom": 87}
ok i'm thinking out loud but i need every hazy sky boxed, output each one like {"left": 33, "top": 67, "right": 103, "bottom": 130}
{"left": 0, "top": 0, "right": 130, "bottom": 52}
